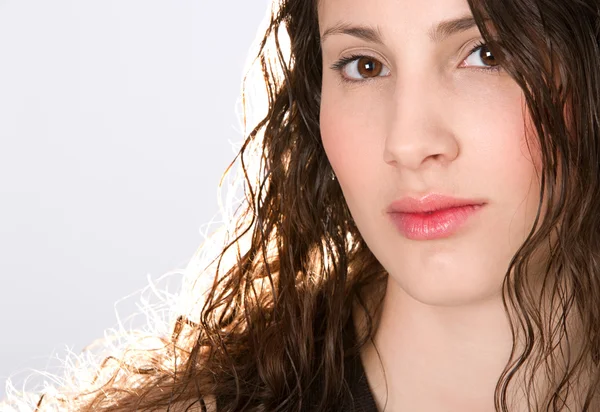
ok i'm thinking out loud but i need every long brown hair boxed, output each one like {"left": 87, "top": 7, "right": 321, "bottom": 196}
{"left": 3, "top": 0, "right": 600, "bottom": 410}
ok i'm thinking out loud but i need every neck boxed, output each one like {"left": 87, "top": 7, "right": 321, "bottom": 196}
{"left": 357, "top": 280, "right": 513, "bottom": 411}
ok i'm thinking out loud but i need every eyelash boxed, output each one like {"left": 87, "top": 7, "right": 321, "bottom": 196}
{"left": 330, "top": 41, "right": 501, "bottom": 85}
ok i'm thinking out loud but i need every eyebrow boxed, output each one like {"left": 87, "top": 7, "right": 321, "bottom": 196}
{"left": 320, "top": 14, "right": 483, "bottom": 45}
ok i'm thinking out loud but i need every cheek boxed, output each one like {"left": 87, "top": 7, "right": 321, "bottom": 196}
{"left": 319, "top": 93, "right": 382, "bottom": 192}
{"left": 458, "top": 92, "right": 543, "bottom": 266}
{"left": 459, "top": 87, "right": 540, "bottom": 196}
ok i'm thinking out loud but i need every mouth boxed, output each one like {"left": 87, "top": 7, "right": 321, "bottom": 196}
{"left": 387, "top": 194, "right": 487, "bottom": 214}
{"left": 388, "top": 204, "right": 485, "bottom": 240}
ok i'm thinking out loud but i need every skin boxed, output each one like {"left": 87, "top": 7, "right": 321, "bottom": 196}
{"left": 317, "top": 0, "right": 548, "bottom": 410}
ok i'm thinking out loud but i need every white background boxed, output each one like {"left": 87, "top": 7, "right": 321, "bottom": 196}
{"left": 0, "top": 0, "right": 271, "bottom": 399}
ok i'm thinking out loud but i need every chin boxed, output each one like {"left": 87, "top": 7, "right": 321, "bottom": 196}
{"left": 387, "top": 268, "right": 506, "bottom": 308}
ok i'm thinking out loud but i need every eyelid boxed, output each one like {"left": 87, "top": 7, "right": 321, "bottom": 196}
{"left": 330, "top": 53, "right": 389, "bottom": 72}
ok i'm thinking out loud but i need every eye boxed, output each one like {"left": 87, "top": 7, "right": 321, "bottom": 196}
{"left": 462, "top": 41, "right": 501, "bottom": 71}
{"left": 330, "top": 41, "right": 502, "bottom": 84}
{"left": 330, "top": 54, "right": 391, "bottom": 83}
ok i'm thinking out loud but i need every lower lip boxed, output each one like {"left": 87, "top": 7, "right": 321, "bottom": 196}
{"left": 389, "top": 204, "right": 484, "bottom": 240}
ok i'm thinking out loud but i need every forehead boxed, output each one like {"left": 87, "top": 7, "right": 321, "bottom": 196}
{"left": 317, "top": 0, "right": 474, "bottom": 37}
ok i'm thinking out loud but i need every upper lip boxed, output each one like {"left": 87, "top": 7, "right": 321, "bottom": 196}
{"left": 387, "top": 194, "right": 487, "bottom": 214}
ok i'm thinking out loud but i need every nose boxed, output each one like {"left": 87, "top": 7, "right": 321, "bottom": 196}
{"left": 383, "top": 78, "right": 459, "bottom": 171}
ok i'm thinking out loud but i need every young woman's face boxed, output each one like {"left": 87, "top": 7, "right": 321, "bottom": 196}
{"left": 318, "top": 0, "right": 542, "bottom": 306}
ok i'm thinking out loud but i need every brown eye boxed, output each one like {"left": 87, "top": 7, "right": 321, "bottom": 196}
{"left": 479, "top": 44, "right": 498, "bottom": 67}
{"left": 356, "top": 56, "right": 384, "bottom": 78}
{"left": 331, "top": 54, "right": 391, "bottom": 82}
{"left": 463, "top": 42, "right": 502, "bottom": 71}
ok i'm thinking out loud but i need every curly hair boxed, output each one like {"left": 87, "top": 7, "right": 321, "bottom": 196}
{"left": 2, "top": 0, "right": 600, "bottom": 410}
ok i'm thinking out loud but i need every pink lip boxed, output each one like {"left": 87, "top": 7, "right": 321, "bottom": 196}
{"left": 387, "top": 194, "right": 486, "bottom": 240}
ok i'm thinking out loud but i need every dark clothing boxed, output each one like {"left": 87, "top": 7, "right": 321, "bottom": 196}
{"left": 342, "top": 349, "right": 379, "bottom": 412}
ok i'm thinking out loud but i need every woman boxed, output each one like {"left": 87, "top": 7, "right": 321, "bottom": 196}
{"left": 3, "top": 0, "right": 600, "bottom": 410}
